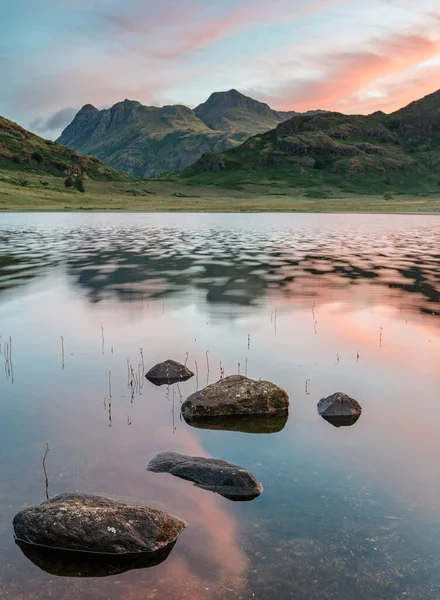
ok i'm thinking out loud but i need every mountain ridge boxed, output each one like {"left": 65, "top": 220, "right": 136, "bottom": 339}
{"left": 57, "top": 90, "right": 324, "bottom": 178}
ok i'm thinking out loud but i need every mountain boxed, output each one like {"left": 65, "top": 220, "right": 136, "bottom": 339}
{"left": 194, "top": 89, "right": 298, "bottom": 134}
{"left": 0, "top": 116, "right": 131, "bottom": 180}
{"left": 183, "top": 90, "right": 440, "bottom": 195}
{"left": 57, "top": 90, "right": 322, "bottom": 178}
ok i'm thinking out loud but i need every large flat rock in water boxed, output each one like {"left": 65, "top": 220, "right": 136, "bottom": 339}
{"left": 147, "top": 451, "right": 263, "bottom": 501}
{"left": 318, "top": 392, "right": 362, "bottom": 426}
{"left": 181, "top": 375, "right": 289, "bottom": 418}
{"left": 146, "top": 359, "right": 194, "bottom": 386}
{"left": 13, "top": 493, "right": 186, "bottom": 555}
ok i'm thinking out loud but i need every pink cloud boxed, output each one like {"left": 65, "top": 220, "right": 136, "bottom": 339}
{"left": 254, "top": 29, "right": 440, "bottom": 113}
{"left": 101, "top": 0, "right": 349, "bottom": 60}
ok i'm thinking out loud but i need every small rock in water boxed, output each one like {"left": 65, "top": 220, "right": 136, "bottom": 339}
{"left": 318, "top": 392, "right": 362, "bottom": 427}
{"left": 13, "top": 493, "right": 186, "bottom": 555}
{"left": 146, "top": 359, "right": 194, "bottom": 386}
{"left": 147, "top": 451, "right": 263, "bottom": 501}
{"left": 181, "top": 375, "right": 289, "bottom": 418}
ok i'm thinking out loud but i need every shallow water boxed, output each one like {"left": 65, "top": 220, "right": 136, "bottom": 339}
{"left": 1, "top": 212, "right": 440, "bottom": 599}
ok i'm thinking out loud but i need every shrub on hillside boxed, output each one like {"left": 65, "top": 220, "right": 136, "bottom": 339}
{"left": 32, "top": 151, "right": 43, "bottom": 163}
{"left": 73, "top": 176, "right": 85, "bottom": 193}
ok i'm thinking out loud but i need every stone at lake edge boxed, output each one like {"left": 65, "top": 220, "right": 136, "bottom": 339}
{"left": 147, "top": 451, "right": 263, "bottom": 501}
{"left": 318, "top": 392, "right": 362, "bottom": 418}
{"left": 181, "top": 375, "right": 289, "bottom": 418}
{"left": 146, "top": 359, "right": 194, "bottom": 386}
{"left": 13, "top": 493, "right": 186, "bottom": 555}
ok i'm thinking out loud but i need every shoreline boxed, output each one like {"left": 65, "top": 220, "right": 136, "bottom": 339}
{"left": 1, "top": 208, "right": 440, "bottom": 215}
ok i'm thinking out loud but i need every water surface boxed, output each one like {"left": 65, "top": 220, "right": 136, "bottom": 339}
{"left": 1, "top": 212, "right": 440, "bottom": 599}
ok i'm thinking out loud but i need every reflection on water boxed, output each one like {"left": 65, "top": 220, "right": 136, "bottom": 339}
{"left": 1, "top": 213, "right": 439, "bottom": 318}
{"left": 0, "top": 212, "right": 440, "bottom": 599}
{"left": 15, "top": 540, "right": 177, "bottom": 578}
{"left": 321, "top": 414, "right": 361, "bottom": 428}
{"left": 183, "top": 411, "right": 289, "bottom": 434}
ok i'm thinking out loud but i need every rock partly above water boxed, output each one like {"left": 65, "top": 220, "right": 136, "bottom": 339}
{"left": 145, "top": 360, "right": 194, "bottom": 386}
{"left": 318, "top": 392, "right": 362, "bottom": 427}
{"left": 13, "top": 493, "right": 186, "bottom": 555}
{"left": 147, "top": 451, "right": 263, "bottom": 501}
{"left": 182, "top": 411, "right": 288, "bottom": 434}
{"left": 181, "top": 375, "right": 289, "bottom": 418}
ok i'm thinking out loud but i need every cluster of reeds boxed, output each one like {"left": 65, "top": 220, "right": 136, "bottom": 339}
{"left": 127, "top": 350, "right": 144, "bottom": 401}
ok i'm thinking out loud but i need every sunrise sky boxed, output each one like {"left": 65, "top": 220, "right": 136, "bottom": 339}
{"left": 2, "top": 0, "right": 440, "bottom": 137}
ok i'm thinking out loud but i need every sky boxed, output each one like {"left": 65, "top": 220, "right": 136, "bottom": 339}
{"left": 1, "top": 0, "right": 440, "bottom": 138}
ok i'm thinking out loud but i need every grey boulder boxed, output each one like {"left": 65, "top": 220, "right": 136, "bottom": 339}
{"left": 318, "top": 392, "right": 362, "bottom": 427}
{"left": 147, "top": 451, "right": 263, "bottom": 501}
{"left": 13, "top": 493, "right": 186, "bottom": 555}
{"left": 181, "top": 375, "right": 289, "bottom": 419}
{"left": 146, "top": 359, "right": 194, "bottom": 386}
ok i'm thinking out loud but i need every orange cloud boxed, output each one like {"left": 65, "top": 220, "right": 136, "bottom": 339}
{"left": 260, "top": 30, "right": 440, "bottom": 113}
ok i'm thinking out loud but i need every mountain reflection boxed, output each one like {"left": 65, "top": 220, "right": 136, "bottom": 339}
{"left": 0, "top": 221, "right": 439, "bottom": 317}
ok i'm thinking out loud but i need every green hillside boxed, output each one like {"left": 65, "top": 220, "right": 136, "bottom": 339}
{"left": 0, "top": 116, "right": 131, "bottom": 181}
{"left": 182, "top": 90, "right": 440, "bottom": 196}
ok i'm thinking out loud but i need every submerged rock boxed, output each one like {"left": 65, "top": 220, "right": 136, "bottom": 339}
{"left": 181, "top": 375, "right": 289, "bottom": 418}
{"left": 318, "top": 392, "right": 362, "bottom": 427}
{"left": 147, "top": 451, "right": 263, "bottom": 501}
{"left": 146, "top": 360, "right": 194, "bottom": 386}
{"left": 182, "top": 411, "right": 288, "bottom": 434}
{"left": 15, "top": 539, "right": 176, "bottom": 577}
{"left": 13, "top": 493, "right": 186, "bottom": 555}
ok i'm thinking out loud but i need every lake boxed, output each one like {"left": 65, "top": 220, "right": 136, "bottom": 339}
{"left": 1, "top": 212, "right": 440, "bottom": 600}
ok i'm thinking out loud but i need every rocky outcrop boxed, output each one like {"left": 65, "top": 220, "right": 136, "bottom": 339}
{"left": 147, "top": 451, "right": 263, "bottom": 501}
{"left": 13, "top": 493, "right": 186, "bottom": 555}
{"left": 145, "top": 360, "right": 194, "bottom": 386}
{"left": 181, "top": 375, "right": 289, "bottom": 419}
{"left": 318, "top": 392, "right": 362, "bottom": 427}
{"left": 182, "top": 412, "right": 288, "bottom": 434}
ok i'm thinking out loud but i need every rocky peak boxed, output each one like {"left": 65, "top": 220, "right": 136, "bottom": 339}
{"left": 74, "top": 104, "right": 99, "bottom": 124}
{"left": 196, "top": 89, "right": 273, "bottom": 115}
{"left": 109, "top": 99, "right": 143, "bottom": 126}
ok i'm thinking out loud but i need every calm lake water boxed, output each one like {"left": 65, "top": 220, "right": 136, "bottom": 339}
{"left": 1, "top": 212, "right": 440, "bottom": 599}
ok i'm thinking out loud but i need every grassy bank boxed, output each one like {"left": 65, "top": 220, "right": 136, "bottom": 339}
{"left": 1, "top": 169, "right": 440, "bottom": 212}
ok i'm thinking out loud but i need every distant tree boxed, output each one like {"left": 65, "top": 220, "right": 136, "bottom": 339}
{"left": 383, "top": 191, "right": 394, "bottom": 202}
{"left": 74, "top": 176, "right": 85, "bottom": 193}
{"left": 64, "top": 176, "right": 74, "bottom": 188}
{"left": 18, "top": 178, "right": 29, "bottom": 187}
